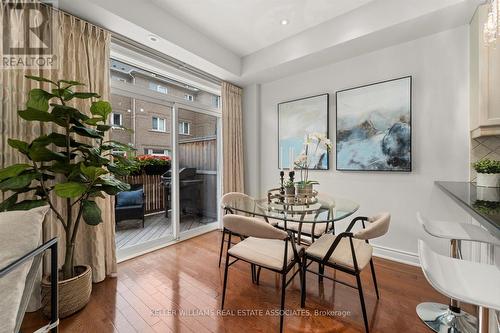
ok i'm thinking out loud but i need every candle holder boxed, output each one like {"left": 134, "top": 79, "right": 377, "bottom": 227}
{"left": 279, "top": 170, "right": 285, "bottom": 202}
{"left": 288, "top": 170, "right": 295, "bottom": 184}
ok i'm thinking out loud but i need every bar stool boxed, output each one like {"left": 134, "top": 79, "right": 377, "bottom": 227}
{"left": 416, "top": 213, "right": 500, "bottom": 332}
{"left": 418, "top": 239, "right": 500, "bottom": 332}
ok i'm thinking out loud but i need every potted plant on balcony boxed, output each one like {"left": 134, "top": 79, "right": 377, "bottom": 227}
{"left": 0, "top": 76, "right": 134, "bottom": 318}
{"left": 138, "top": 155, "right": 171, "bottom": 175}
{"left": 294, "top": 133, "right": 332, "bottom": 195}
{"left": 473, "top": 158, "right": 500, "bottom": 188}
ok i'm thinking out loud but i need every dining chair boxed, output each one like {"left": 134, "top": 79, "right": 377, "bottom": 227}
{"left": 301, "top": 213, "right": 391, "bottom": 333}
{"left": 221, "top": 214, "right": 304, "bottom": 333}
{"left": 219, "top": 192, "right": 275, "bottom": 269}
{"left": 276, "top": 192, "right": 337, "bottom": 244}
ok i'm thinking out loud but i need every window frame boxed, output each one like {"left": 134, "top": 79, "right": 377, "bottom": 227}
{"left": 179, "top": 121, "right": 191, "bottom": 135}
{"left": 145, "top": 148, "right": 171, "bottom": 156}
{"left": 111, "top": 112, "right": 123, "bottom": 127}
{"left": 152, "top": 116, "right": 166, "bottom": 132}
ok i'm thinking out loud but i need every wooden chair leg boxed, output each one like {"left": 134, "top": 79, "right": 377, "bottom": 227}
{"left": 355, "top": 273, "right": 369, "bottom": 333}
{"left": 369, "top": 259, "right": 380, "bottom": 299}
{"left": 218, "top": 229, "right": 226, "bottom": 268}
{"left": 279, "top": 271, "right": 287, "bottom": 333}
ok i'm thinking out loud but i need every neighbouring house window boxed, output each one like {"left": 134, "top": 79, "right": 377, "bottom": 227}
{"left": 184, "top": 94, "right": 194, "bottom": 101}
{"left": 145, "top": 148, "right": 170, "bottom": 156}
{"left": 179, "top": 121, "right": 191, "bottom": 135}
{"left": 152, "top": 116, "right": 166, "bottom": 132}
{"left": 111, "top": 113, "right": 123, "bottom": 126}
{"left": 112, "top": 75, "right": 128, "bottom": 83}
{"left": 112, "top": 149, "right": 126, "bottom": 157}
{"left": 212, "top": 95, "right": 220, "bottom": 108}
{"left": 150, "top": 83, "right": 168, "bottom": 94}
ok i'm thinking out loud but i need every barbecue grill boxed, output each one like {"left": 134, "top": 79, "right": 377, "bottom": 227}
{"left": 161, "top": 168, "right": 203, "bottom": 217}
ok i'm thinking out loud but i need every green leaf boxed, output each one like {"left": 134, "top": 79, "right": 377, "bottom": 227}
{"left": 54, "top": 182, "right": 87, "bottom": 198}
{"left": 51, "top": 88, "right": 74, "bottom": 101}
{"left": 0, "top": 193, "right": 19, "bottom": 212}
{"left": 99, "top": 175, "right": 130, "bottom": 195}
{"left": 107, "top": 163, "right": 129, "bottom": 177}
{"left": 25, "top": 75, "right": 56, "bottom": 85}
{"left": 0, "top": 164, "right": 31, "bottom": 181}
{"left": 51, "top": 104, "right": 89, "bottom": 121}
{"left": 81, "top": 165, "right": 108, "bottom": 181}
{"left": 28, "top": 146, "right": 66, "bottom": 162}
{"left": 90, "top": 101, "right": 112, "bottom": 120}
{"left": 96, "top": 124, "right": 112, "bottom": 131}
{"left": 71, "top": 126, "right": 103, "bottom": 139}
{"left": 7, "top": 199, "right": 47, "bottom": 211}
{"left": 18, "top": 108, "right": 54, "bottom": 122}
{"left": 74, "top": 92, "right": 100, "bottom": 99}
{"left": 0, "top": 173, "right": 38, "bottom": 191}
{"left": 58, "top": 79, "right": 84, "bottom": 87}
{"left": 81, "top": 200, "right": 102, "bottom": 225}
{"left": 8, "top": 139, "right": 30, "bottom": 154}
{"left": 84, "top": 118, "right": 102, "bottom": 126}
{"left": 27, "top": 89, "right": 52, "bottom": 112}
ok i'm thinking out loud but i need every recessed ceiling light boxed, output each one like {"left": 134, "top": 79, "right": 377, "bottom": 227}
{"left": 148, "top": 34, "right": 159, "bottom": 42}
{"left": 281, "top": 19, "right": 289, "bottom": 25}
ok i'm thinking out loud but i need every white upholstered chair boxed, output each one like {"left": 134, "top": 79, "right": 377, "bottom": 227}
{"left": 301, "top": 213, "right": 391, "bottom": 333}
{"left": 219, "top": 192, "right": 272, "bottom": 268}
{"left": 221, "top": 214, "right": 304, "bottom": 333}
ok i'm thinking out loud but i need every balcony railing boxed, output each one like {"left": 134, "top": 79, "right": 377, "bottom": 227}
{"left": 124, "top": 174, "right": 165, "bottom": 214}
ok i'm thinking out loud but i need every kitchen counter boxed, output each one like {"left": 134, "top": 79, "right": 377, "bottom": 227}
{"left": 435, "top": 181, "right": 500, "bottom": 239}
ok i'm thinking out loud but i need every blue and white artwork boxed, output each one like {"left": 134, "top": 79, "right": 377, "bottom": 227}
{"left": 278, "top": 94, "right": 329, "bottom": 170}
{"left": 336, "top": 77, "right": 412, "bottom": 171}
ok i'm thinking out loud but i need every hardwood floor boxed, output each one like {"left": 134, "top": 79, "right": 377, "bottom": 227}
{"left": 22, "top": 231, "right": 453, "bottom": 333}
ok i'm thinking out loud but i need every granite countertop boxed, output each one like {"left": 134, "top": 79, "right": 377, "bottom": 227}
{"left": 435, "top": 181, "right": 500, "bottom": 239}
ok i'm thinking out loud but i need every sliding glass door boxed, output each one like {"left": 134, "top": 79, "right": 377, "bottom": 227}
{"left": 109, "top": 55, "right": 221, "bottom": 260}
{"left": 177, "top": 106, "right": 220, "bottom": 234}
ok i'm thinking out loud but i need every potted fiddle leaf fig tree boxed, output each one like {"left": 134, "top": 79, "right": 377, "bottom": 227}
{"left": 0, "top": 75, "right": 134, "bottom": 317}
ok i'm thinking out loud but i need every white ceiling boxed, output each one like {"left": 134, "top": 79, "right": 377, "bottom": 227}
{"left": 150, "top": 0, "right": 375, "bottom": 56}
{"left": 59, "top": 0, "right": 483, "bottom": 85}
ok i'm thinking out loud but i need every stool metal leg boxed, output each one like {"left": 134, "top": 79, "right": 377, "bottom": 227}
{"left": 478, "top": 307, "right": 490, "bottom": 333}
{"left": 416, "top": 239, "right": 477, "bottom": 333}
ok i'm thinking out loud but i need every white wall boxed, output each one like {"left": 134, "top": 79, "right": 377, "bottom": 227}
{"left": 243, "top": 26, "right": 471, "bottom": 265}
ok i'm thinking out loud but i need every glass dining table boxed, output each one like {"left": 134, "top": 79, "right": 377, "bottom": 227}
{"left": 222, "top": 195, "right": 360, "bottom": 243}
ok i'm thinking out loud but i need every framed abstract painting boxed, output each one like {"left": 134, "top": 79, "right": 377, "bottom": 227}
{"left": 278, "top": 94, "right": 329, "bottom": 170}
{"left": 336, "top": 76, "right": 412, "bottom": 172}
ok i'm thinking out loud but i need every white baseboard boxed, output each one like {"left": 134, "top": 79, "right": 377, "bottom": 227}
{"left": 372, "top": 244, "right": 420, "bottom": 267}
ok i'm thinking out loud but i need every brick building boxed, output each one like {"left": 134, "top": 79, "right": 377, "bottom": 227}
{"left": 110, "top": 60, "right": 219, "bottom": 156}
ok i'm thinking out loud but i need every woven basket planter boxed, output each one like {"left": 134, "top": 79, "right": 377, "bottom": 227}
{"left": 41, "top": 265, "right": 92, "bottom": 318}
